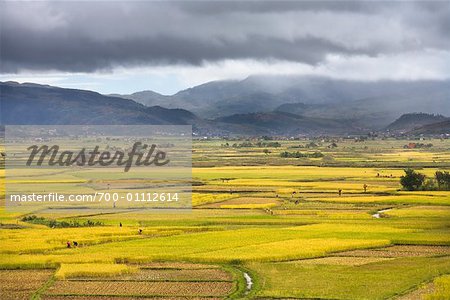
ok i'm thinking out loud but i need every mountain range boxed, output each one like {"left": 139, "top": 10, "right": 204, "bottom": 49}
{"left": 118, "top": 75, "right": 450, "bottom": 128}
{"left": 1, "top": 76, "right": 449, "bottom": 136}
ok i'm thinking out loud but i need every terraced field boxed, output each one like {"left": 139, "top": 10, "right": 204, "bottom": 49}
{"left": 1, "top": 138, "right": 449, "bottom": 299}
{"left": 0, "top": 269, "right": 54, "bottom": 300}
{"left": 42, "top": 263, "right": 237, "bottom": 299}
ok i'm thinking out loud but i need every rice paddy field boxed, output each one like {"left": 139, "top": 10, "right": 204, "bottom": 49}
{"left": 1, "top": 137, "right": 450, "bottom": 299}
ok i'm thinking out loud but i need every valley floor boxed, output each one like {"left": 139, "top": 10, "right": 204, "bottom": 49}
{"left": 1, "top": 138, "right": 449, "bottom": 299}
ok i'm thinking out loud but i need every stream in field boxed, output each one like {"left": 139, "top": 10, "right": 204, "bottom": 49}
{"left": 243, "top": 272, "right": 253, "bottom": 294}
{"left": 372, "top": 208, "right": 392, "bottom": 218}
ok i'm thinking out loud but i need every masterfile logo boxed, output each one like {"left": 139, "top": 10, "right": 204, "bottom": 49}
{"left": 4, "top": 125, "right": 192, "bottom": 212}
{"left": 26, "top": 142, "right": 170, "bottom": 172}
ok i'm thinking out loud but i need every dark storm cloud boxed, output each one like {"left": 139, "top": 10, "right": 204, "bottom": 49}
{"left": 174, "top": 1, "right": 380, "bottom": 14}
{"left": 1, "top": 1, "right": 449, "bottom": 73}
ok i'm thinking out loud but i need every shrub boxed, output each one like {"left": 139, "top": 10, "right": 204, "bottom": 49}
{"left": 280, "top": 151, "right": 324, "bottom": 159}
{"left": 422, "top": 179, "right": 438, "bottom": 191}
{"left": 21, "top": 215, "right": 103, "bottom": 228}
{"left": 435, "top": 171, "right": 450, "bottom": 190}
{"left": 309, "top": 151, "right": 325, "bottom": 158}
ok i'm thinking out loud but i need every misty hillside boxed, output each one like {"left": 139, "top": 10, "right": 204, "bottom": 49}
{"left": 1, "top": 81, "right": 356, "bottom": 136}
{"left": 406, "top": 120, "right": 450, "bottom": 135}
{"left": 110, "top": 90, "right": 170, "bottom": 106}
{"left": 0, "top": 82, "right": 198, "bottom": 125}
{"left": 386, "top": 113, "right": 448, "bottom": 132}
{"left": 2, "top": 81, "right": 448, "bottom": 136}
{"left": 0, "top": 81, "right": 366, "bottom": 136}
{"left": 216, "top": 111, "right": 358, "bottom": 136}
{"left": 118, "top": 76, "right": 450, "bottom": 128}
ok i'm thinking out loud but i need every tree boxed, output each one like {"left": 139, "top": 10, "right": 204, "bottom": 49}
{"left": 400, "top": 169, "right": 426, "bottom": 191}
{"left": 435, "top": 171, "right": 450, "bottom": 190}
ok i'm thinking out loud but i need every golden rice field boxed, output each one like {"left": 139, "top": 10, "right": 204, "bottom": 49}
{"left": 55, "top": 263, "right": 136, "bottom": 279}
{"left": 0, "top": 138, "right": 449, "bottom": 299}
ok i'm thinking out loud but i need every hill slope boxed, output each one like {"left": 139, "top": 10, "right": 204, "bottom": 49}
{"left": 406, "top": 120, "right": 450, "bottom": 135}
{"left": 386, "top": 113, "right": 448, "bottom": 132}
{"left": 4, "top": 81, "right": 446, "bottom": 136}
{"left": 119, "top": 76, "right": 450, "bottom": 128}
{"left": 0, "top": 82, "right": 198, "bottom": 125}
{"left": 216, "top": 111, "right": 357, "bottom": 136}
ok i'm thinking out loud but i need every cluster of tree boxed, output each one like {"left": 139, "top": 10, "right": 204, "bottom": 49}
{"left": 232, "top": 142, "right": 254, "bottom": 148}
{"left": 290, "top": 142, "right": 320, "bottom": 149}
{"left": 305, "top": 142, "right": 319, "bottom": 148}
{"left": 400, "top": 169, "right": 450, "bottom": 191}
{"left": 327, "top": 142, "right": 338, "bottom": 148}
{"left": 289, "top": 145, "right": 305, "bottom": 149}
{"left": 280, "top": 151, "right": 324, "bottom": 158}
{"left": 21, "top": 215, "right": 104, "bottom": 228}
{"left": 403, "top": 143, "right": 433, "bottom": 149}
{"left": 436, "top": 171, "right": 450, "bottom": 190}
{"left": 222, "top": 141, "right": 282, "bottom": 148}
{"left": 354, "top": 136, "right": 369, "bottom": 142}
{"left": 255, "top": 141, "right": 281, "bottom": 147}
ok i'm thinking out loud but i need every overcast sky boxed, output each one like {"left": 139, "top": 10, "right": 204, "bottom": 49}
{"left": 1, "top": 1, "right": 449, "bottom": 95}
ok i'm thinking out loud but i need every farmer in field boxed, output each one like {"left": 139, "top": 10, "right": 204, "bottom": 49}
{"left": 119, "top": 222, "right": 122, "bottom": 227}
{"left": 363, "top": 184, "right": 368, "bottom": 193}
{"left": 66, "top": 241, "right": 71, "bottom": 248}
{"left": 338, "top": 189, "right": 342, "bottom": 196}
{"left": 73, "top": 241, "right": 78, "bottom": 247}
